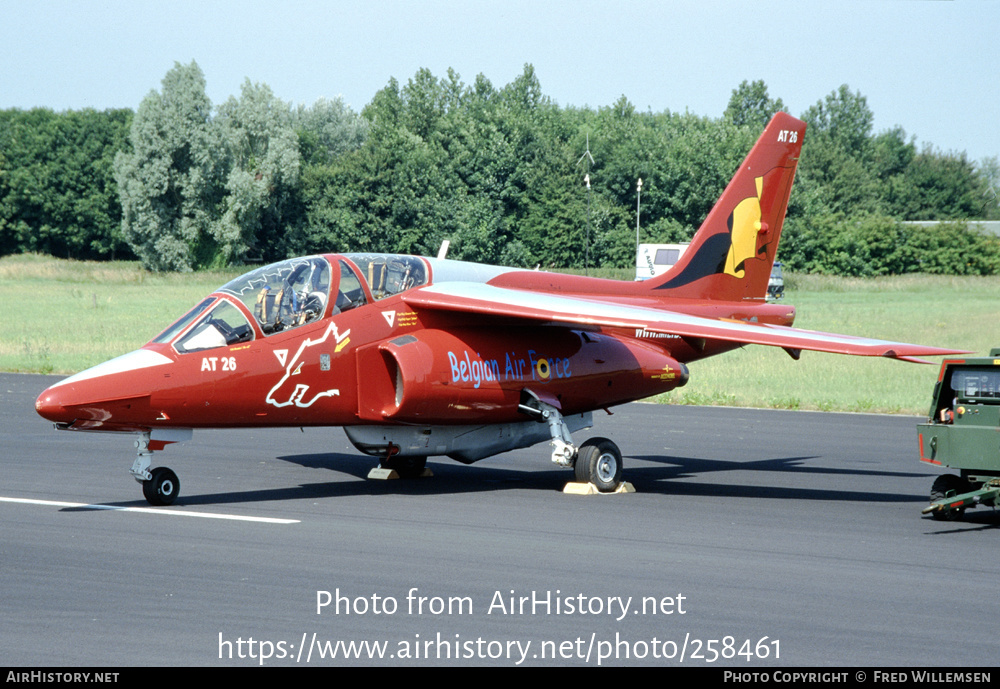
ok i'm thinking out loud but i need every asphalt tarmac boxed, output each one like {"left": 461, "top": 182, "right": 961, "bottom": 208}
{"left": 2, "top": 372, "right": 997, "bottom": 667}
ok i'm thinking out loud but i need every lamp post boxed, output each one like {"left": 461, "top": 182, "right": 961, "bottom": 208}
{"left": 636, "top": 177, "right": 643, "bottom": 266}
{"left": 578, "top": 134, "right": 595, "bottom": 275}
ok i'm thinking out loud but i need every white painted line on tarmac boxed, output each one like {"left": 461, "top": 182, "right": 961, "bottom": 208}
{"left": 0, "top": 496, "right": 300, "bottom": 524}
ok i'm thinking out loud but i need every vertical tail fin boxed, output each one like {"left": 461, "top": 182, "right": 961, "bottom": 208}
{"left": 648, "top": 112, "right": 805, "bottom": 301}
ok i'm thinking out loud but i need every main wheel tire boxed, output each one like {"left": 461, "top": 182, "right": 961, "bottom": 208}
{"left": 929, "top": 473, "right": 970, "bottom": 521}
{"left": 143, "top": 467, "right": 180, "bottom": 506}
{"left": 384, "top": 456, "right": 427, "bottom": 479}
{"left": 574, "top": 438, "right": 623, "bottom": 493}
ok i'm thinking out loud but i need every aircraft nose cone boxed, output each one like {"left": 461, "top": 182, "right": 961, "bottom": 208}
{"left": 33, "top": 348, "right": 175, "bottom": 427}
{"left": 35, "top": 386, "right": 70, "bottom": 423}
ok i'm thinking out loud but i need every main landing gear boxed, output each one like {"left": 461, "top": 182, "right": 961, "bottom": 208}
{"left": 377, "top": 446, "right": 430, "bottom": 479}
{"left": 130, "top": 430, "right": 191, "bottom": 506}
{"left": 519, "top": 391, "right": 626, "bottom": 494}
{"left": 574, "top": 437, "right": 624, "bottom": 493}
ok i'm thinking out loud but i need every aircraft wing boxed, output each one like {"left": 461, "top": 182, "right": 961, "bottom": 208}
{"left": 403, "top": 282, "right": 966, "bottom": 362}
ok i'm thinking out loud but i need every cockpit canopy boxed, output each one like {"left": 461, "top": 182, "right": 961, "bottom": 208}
{"left": 346, "top": 253, "right": 427, "bottom": 300}
{"left": 219, "top": 256, "right": 332, "bottom": 334}
{"left": 149, "top": 254, "right": 430, "bottom": 354}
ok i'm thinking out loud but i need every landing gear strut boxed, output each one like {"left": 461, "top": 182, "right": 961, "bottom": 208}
{"left": 129, "top": 430, "right": 191, "bottom": 506}
{"left": 519, "top": 391, "right": 625, "bottom": 493}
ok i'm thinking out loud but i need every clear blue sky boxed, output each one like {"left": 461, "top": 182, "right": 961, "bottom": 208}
{"left": 3, "top": 0, "right": 998, "bottom": 162}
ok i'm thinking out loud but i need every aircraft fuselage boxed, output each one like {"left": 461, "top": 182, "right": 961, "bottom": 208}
{"left": 34, "top": 253, "right": 794, "bottom": 435}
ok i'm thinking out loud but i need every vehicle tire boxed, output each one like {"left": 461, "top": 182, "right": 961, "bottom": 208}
{"left": 385, "top": 456, "right": 427, "bottom": 479}
{"left": 929, "top": 474, "right": 969, "bottom": 521}
{"left": 574, "top": 438, "right": 623, "bottom": 492}
{"left": 143, "top": 467, "right": 180, "bottom": 506}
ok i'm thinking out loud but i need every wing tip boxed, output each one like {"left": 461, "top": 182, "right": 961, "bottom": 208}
{"left": 882, "top": 348, "right": 975, "bottom": 364}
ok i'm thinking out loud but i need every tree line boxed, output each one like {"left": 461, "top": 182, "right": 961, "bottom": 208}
{"left": 2, "top": 61, "right": 998, "bottom": 274}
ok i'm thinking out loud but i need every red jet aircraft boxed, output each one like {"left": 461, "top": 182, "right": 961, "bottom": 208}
{"left": 35, "top": 112, "right": 965, "bottom": 505}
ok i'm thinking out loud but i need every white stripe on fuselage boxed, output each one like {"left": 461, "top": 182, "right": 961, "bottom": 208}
{"left": 49, "top": 349, "right": 173, "bottom": 388}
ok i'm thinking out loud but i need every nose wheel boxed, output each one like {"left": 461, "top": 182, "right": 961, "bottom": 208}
{"left": 142, "top": 467, "right": 180, "bottom": 506}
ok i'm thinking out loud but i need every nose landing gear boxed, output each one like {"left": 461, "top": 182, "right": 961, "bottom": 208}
{"left": 130, "top": 429, "right": 192, "bottom": 506}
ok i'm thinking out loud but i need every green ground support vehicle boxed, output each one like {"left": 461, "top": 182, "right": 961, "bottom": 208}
{"left": 917, "top": 348, "right": 1000, "bottom": 520}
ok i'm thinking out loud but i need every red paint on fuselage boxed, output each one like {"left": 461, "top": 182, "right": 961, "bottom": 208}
{"left": 36, "top": 258, "right": 720, "bottom": 432}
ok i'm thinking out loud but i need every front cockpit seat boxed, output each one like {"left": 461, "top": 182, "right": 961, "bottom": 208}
{"left": 254, "top": 287, "right": 280, "bottom": 333}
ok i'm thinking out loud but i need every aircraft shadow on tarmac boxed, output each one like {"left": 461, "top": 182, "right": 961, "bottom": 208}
{"left": 61, "top": 448, "right": 974, "bottom": 511}
{"left": 59, "top": 452, "right": 571, "bottom": 510}
{"left": 627, "top": 453, "right": 936, "bottom": 503}
{"left": 629, "top": 454, "right": 1000, "bottom": 523}
{"left": 924, "top": 515, "right": 1000, "bottom": 531}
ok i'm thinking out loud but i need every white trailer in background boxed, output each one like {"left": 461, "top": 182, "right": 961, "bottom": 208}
{"left": 636, "top": 242, "right": 783, "bottom": 300}
{"left": 635, "top": 243, "right": 688, "bottom": 281}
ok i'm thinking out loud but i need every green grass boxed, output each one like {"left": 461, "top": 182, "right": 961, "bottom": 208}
{"left": 0, "top": 254, "right": 241, "bottom": 374}
{"left": 657, "top": 273, "right": 1000, "bottom": 414}
{"left": 3, "top": 254, "right": 996, "bottom": 414}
